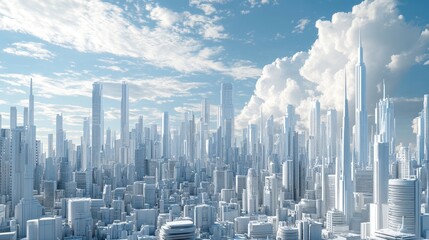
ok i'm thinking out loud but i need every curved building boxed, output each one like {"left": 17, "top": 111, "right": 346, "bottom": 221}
{"left": 388, "top": 178, "right": 420, "bottom": 237}
{"left": 159, "top": 220, "right": 196, "bottom": 240}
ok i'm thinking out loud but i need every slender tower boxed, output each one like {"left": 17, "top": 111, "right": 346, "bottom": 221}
{"left": 92, "top": 82, "right": 103, "bottom": 169}
{"left": 120, "top": 81, "right": 129, "bottom": 164}
{"left": 355, "top": 31, "right": 368, "bottom": 168}
{"left": 14, "top": 79, "right": 42, "bottom": 238}
{"left": 337, "top": 71, "right": 353, "bottom": 223}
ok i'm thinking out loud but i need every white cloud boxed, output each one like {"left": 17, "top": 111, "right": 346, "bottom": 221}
{"left": 0, "top": 0, "right": 258, "bottom": 79}
{"left": 3, "top": 41, "right": 55, "bottom": 60}
{"left": 248, "top": 0, "right": 271, "bottom": 8}
{"left": 0, "top": 73, "right": 205, "bottom": 103}
{"left": 146, "top": 4, "right": 180, "bottom": 28}
{"left": 96, "top": 65, "right": 128, "bottom": 73}
{"left": 293, "top": 18, "right": 310, "bottom": 33}
{"left": 237, "top": 0, "right": 429, "bottom": 131}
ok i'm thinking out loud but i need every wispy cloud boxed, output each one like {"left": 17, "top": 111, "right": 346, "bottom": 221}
{"left": 0, "top": 1, "right": 258, "bottom": 79}
{"left": 293, "top": 18, "right": 310, "bottom": 33}
{"left": 96, "top": 65, "right": 128, "bottom": 73}
{"left": 3, "top": 42, "right": 55, "bottom": 60}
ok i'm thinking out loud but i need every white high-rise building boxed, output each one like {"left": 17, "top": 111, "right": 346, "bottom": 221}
{"left": 336, "top": 72, "right": 353, "bottom": 224}
{"left": 68, "top": 198, "right": 92, "bottom": 238}
{"left": 120, "top": 82, "right": 129, "bottom": 165}
{"left": 424, "top": 94, "right": 429, "bottom": 161}
{"left": 246, "top": 168, "right": 258, "bottom": 214}
{"left": 387, "top": 178, "right": 421, "bottom": 237}
{"left": 371, "top": 140, "right": 389, "bottom": 234}
{"left": 92, "top": 82, "right": 103, "bottom": 169}
{"left": 309, "top": 99, "right": 321, "bottom": 167}
{"left": 161, "top": 111, "right": 169, "bottom": 158}
{"left": 120, "top": 81, "right": 129, "bottom": 147}
{"left": 416, "top": 111, "right": 424, "bottom": 164}
{"left": 82, "top": 117, "right": 92, "bottom": 197}
{"left": 375, "top": 80, "right": 395, "bottom": 159}
{"left": 326, "top": 109, "right": 337, "bottom": 165}
{"left": 220, "top": 83, "right": 233, "bottom": 151}
{"left": 10, "top": 106, "right": 17, "bottom": 130}
{"left": 55, "top": 114, "right": 64, "bottom": 158}
{"left": 355, "top": 32, "right": 369, "bottom": 168}
{"left": 283, "top": 104, "right": 296, "bottom": 161}
{"left": 15, "top": 79, "right": 42, "bottom": 238}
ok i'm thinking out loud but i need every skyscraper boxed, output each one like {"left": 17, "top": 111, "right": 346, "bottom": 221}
{"left": 326, "top": 109, "right": 337, "bottom": 165}
{"left": 220, "top": 83, "right": 233, "bottom": 152}
{"left": 92, "top": 82, "right": 103, "bottom": 169}
{"left": 162, "top": 112, "right": 169, "bottom": 158}
{"left": 14, "top": 79, "right": 42, "bottom": 238}
{"left": 10, "top": 106, "right": 17, "bottom": 130}
{"left": 56, "top": 114, "right": 64, "bottom": 158}
{"left": 336, "top": 72, "right": 353, "bottom": 224}
{"left": 371, "top": 140, "right": 389, "bottom": 233}
{"left": 355, "top": 31, "right": 368, "bottom": 168}
{"left": 120, "top": 82, "right": 129, "bottom": 164}
{"left": 309, "top": 99, "right": 321, "bottom": 167}
{"left": 121, "top": 81, "right": 129, "bottom": 148}
{"left": 423, "top": 94, "right": 429, "bottom": 213}
{"left": 375, "top": 80, "right": 395, "bottom": 159}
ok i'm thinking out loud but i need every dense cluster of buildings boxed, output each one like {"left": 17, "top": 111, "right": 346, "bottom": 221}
{"left": 0, "top": 34, "right": 429, "bottom": 240}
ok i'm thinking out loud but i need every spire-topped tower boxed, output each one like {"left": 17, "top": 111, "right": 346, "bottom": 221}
{"left": 358, "top": 30, "right": 363, "bottom": 64}
{"left": 336, "top": 70, "right": 353, "bottom": 224}
{"left": 355, "top": 30, "right": 368, "bottom": 168}
{"left": 29, "top": 78, "right": 34, "bottom": 127}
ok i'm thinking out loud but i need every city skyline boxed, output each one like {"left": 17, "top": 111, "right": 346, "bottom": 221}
{"left": 1, "top": 1, "right": 429, "bottom": 239}
{"left": 0, "top": 0, "right": 428, "bottom": 147}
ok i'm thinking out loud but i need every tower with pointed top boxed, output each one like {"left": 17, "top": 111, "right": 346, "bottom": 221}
{"left": 336, "top": 71, "right": 353, "bottom": 224}
{"left": 14, "top": 79, "right": 42, "bottom": 238}
{"left": 355, "top": 31, "right": 369, "bottom": 168}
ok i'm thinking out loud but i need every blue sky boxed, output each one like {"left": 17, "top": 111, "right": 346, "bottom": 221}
{"left": 0, "top": 0, "right": 428, "bottom": 147}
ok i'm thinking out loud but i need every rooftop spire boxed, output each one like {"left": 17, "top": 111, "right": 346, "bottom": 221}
{"left": 383, "top": 79, "right": 386, "bottom": 100}
{"left": 30, "top": 78, "right": 33, "bottom": 95}
{"left": 358, "top": 29, "right": 363, "bottom": 64}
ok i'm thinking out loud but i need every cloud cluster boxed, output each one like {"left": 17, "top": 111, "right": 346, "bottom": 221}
{"left": 3, "top": 41, "right": 55, "bottom": 60}
{"left": 0, "top": 0, "right": 259, "bottom": 79}
{"left": 236, "top": 0, "right": 429, "bottom": 131}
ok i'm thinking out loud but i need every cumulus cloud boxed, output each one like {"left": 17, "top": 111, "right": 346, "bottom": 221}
{"left": 3, "top": 42, "right": 55, "bottom": 60}
{"left": 0, "top": 0, "right": 258, "bottom": 79}
{"left": 236, "top": 0, "right": 429, "bottom": 131}
{"left": 293, "top": 18, "right": 311, "bottom": 33}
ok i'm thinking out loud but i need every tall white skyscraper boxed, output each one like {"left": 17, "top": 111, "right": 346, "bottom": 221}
{"left": 120, "top": 82, "right": 129, "bottom": 164}
{"left": 14, "top": 79, "right": 42, "bottom": 238}
{"left": 375, "top": 81, "right": 395, "bottom": 159}
{"left": 10, "top": 106, "right": 17, "bottom": 130}
{"left": 423, "top": 94, "right": 429, "bottom": 212}
{"left": 56, "top": 114, "right": 64, "bottom": 158}
{"left": 283, "top": 104, "right": 296, "bottom": 161}
{"left": 326, "top": 109, "right": 337, "bottom": 165}
{"left": 220, "top": 83, "right": 233, "bottom": 151}
{"left": 309, "top": 99, "right": 321, "bottom": 167}
{"left": 355, "top": 32, "right": 368, "bottom": 168}
{"left": 336, "top": 73, "right": 353, "bottom": 224}
{"left": 162, "top": 112, "right": 170, "bottom": 158}
{"left": 82, "top": 117, "right": 92, "bottom": 196}
{"left": 371, "top": 140, "right": 389, "bottom": 233}
{"left": 246, "top": 168, "right": 258, "bottom": 214}
{"left": 424, "top": 94, "right": 429, "bottom": 160}
{"left": 92, "top": 82, "right": 103, "bottom": 168}
{"left": 121, "top": 82, "right": 129, "bottom": 147}
{"left": 47, "top": 133, "right": 53, "bottom": 158}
